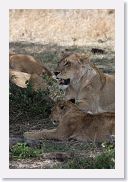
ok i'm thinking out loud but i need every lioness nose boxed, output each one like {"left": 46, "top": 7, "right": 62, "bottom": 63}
{"left": 54, "top": 71, "right": 60, "bottom": 76}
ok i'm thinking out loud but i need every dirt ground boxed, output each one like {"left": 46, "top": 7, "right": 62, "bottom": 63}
{"left": 9, "top": 9, "right": 115, "bottom": 169}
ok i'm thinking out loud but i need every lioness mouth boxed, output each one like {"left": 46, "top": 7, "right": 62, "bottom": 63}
{"left": 59, "top": 78, "right": 70, "bottom": 85}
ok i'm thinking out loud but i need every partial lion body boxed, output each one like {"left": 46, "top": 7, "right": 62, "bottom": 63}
{"left": 24, "top": 101, "right": 115, "bottom": 142}
{"left": 55, "top": 53, "right": 115, "bottom": 113}
{"left": 9, "top": 69, "right": 31, "bottom": 88}
{"left": 9, "top": 53, "right": 51, "bottom": 91}
{"left": 29, "top": 73, "right": 48, "bottom": 91}
{"left": 9, "top": 53, "right": 52, "bottom": 76}
{"left": 9, "top": 70, "right": 48, "bottom": 91}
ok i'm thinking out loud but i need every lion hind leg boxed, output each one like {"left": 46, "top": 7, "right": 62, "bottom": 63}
{"left": 24, "top": 129, "right": 62, "bottom": 141}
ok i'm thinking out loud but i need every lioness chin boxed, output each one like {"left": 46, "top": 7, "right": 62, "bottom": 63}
{"left": 54, "top": 52, "right": 115, "bottom": 113}
{"left": 24, "top": 100, "right": 115, "bottom": 142}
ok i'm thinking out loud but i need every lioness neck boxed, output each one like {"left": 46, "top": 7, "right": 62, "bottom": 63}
{"left": 70, "top": 66, "right": 97, "bottom": 92}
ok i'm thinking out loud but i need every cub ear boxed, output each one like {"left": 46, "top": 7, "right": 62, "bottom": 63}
{"left": 68, "top": 98, "right": 75, "bottom": 104}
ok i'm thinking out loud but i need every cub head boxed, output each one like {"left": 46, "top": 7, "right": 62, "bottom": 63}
{"left": 54, "top": 52, "right": 91, "bottom": 85}
{"left": 50, "top": 99, "right": 77, "bottom": 125}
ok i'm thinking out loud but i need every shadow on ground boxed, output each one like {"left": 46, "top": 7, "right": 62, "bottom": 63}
{"left": 10, "top": 41, "right": 115, "bottom": 73}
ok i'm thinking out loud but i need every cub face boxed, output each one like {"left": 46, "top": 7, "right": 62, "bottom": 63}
{"left": 50, "top": 100, "right": 77, "bottom": 125}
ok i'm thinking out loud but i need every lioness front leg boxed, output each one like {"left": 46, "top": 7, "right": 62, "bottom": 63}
{"left": 24, "top": 129, "right": 65, "bottom": 141}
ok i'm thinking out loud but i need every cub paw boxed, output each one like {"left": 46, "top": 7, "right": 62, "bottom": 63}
{"left": 24, "top": 131, "right": 38, "bottom": 140}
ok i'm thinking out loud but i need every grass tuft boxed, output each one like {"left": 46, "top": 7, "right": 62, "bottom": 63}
{"left": 10, "top": 143, "right": 42, "bottom": 159}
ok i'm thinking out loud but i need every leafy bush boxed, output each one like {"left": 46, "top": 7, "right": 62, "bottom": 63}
{"left": 10, "top": 143, "right": 42, "bottom": 159}
{"left": 9, "top": 81, "right": 54, "bottom": 119}
{"left": 42, "top": 75, "right": 64, "bottom": 101}
{"left": 94, "top": 149, "right": 115, "bottom": 169}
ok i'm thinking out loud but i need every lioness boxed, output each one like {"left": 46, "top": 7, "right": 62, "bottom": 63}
{"left": 55, "top": 53, "right": 115, "bottom": 113}
{"left": 24, "top": 100, "right": 115, "bottom": 142}
{"left": 9, "top": 53, "right": 52, "bottom": 76}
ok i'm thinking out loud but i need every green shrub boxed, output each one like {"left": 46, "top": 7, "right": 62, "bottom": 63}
{"left": 10, "top": 143, "right": 42, "bottom": 159}
{"left": 9, "top": 81, "right": 54, "bottom": 119}
{"left": 94, "top": 149, "right": 115, "bottom": 169}
{"left": 42, "top": 75, "right": 64, "bottom": 101}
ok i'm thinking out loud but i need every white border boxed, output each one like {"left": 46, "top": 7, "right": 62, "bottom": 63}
{"left": 0, "top": 0, "right": 124, "bottom": 179}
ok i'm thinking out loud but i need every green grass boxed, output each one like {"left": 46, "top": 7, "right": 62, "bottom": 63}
{"left": 61, "top": 149, "right": 115, "bottom": 169}
{"left": 39, "top": 140, "right": 98, "bottom": 153}
{"left": 94, "top": 149, "right": 115, "bottom": 169}
{"left": 10, "top": 141, "right": 115, "bottom": 169}
{"left": 55, "top": 142, "right": 115, "bottom": 169}
{"left": 10, "top": 143, "right": 42, "bottom": 159}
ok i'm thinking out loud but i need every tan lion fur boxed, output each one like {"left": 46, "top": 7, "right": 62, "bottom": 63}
{"left": 29, "top": 73, "right": 48, "bottom": 91}
{"left": 24, "top": 100, "right": 115, "bottom": 142}
{"left": 9, "top": 69, "right": 31, "bottom": 88}
{"left": 9, "top": 70, "right": 48, "bottom": 91}
{"left": 9, "top": 53, "right": 52, "bottom": 76}
{"left": 9, "top": 53, "right": 52, "bottom": 91}
{"left": 55, "top": 53, "right": 115, "bottom": 113}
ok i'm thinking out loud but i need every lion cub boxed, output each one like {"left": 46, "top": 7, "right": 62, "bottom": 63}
{"left": 24, "top": 100, "right": 115, "bottom": 142}
{"left": 9, "top": 53, "right": 52, "bottom": 91}
{"left": 9, "top": 70, "right": 48, "bottom": 91}
{"left": 9, "top": 53, "right": 52, "bottom": 76}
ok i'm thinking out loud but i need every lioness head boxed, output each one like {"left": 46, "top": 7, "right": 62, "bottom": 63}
{"left": 50, "top": 99, "right": 78, "bottom": 125}
{"left": 54, "top": 53, "right": 91, "bottom": 85}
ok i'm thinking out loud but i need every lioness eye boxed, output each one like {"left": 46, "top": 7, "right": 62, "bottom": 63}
{"left": 64, "top": 62, "right": 70, "bottom": 66}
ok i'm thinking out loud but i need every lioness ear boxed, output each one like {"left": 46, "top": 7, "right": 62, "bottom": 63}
{"left": 61, "top": 50, "right": 72, "bottom": 59}
{"left": 61, "top": 51, "right": 68, "bottom": 57}
{"left": 79, "top": 53, "right": 90, "bottom": 64}
{"left": 68, "top": 98, "right": 75, "bottom": 104}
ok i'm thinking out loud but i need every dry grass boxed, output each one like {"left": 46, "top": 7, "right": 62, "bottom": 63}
{"left": 9, "top": 9, "right": 115, "bottom": 48}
